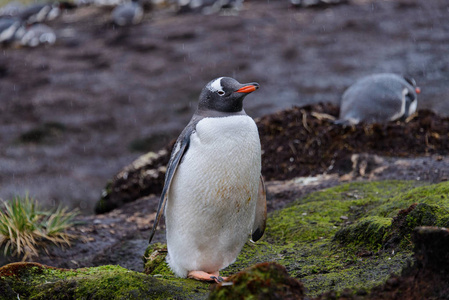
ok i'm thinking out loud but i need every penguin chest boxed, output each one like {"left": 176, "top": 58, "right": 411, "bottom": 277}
{"left": 181, "top": 115, "right": 260, "bottom": 203}
{"left": 166, "top": 115, "right": 261, "bottom": 244}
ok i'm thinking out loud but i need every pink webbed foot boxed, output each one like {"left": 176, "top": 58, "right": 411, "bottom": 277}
{"left": 187, "top": 270, "right": 228, "bottom": 283}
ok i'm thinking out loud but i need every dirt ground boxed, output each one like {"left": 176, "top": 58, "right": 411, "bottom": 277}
{"left": 1, "top": 0, "right": 448, "bottom": 213}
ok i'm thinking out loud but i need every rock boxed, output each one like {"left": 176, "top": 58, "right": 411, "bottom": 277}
{"left": 209, "top": 262, "right": 305, "bottom": 300}
{"left": 0, "top": 262, "right": 210, "bottom": 299}
{"left": 355, "top": 227, "right": 449, "bottom": 300}
{"left": 143, "top": 243, "right": 168, "bottom": 275}
{"left": 95, "top": 149, "right": 171, "bottom": 214}
{"left": 413, "top": 226, "right": 449, "bottom": 272}
{"left": 333, "top": 216, "right": 391, "bottom": 251}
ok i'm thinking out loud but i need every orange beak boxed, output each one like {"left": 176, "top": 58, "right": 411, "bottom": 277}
{"left": 235, "top": 85, "right": 258, "bottom": 93}
{"left": 415, "top": 87, "right": 421, "bottom": 94}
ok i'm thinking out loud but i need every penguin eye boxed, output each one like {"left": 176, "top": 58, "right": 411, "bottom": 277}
{"left": 217, "top": 90, "right": 225, "bottom": 96}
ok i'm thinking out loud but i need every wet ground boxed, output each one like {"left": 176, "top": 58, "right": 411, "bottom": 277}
{"left": 1, "top": 151, "right": 449, "bottom": 270}
{"left": 96, "top": 103, "right": 449, "bottom": 214}
{"left": 1, "top": 0, "right": 449, "bottom": 213}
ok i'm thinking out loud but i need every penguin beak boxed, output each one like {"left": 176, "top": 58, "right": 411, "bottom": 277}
{"left": 235, "top": 83, "right": 259, "bottom": 94}
{"left": 415, "top": 87, "right": 421, "bottom": 94}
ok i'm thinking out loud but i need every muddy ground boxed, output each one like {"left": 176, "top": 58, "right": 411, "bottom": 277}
{"left": 0, "top": 0, "right": 448, "bottom": 213}
{"left": 97, "top": 104, "right": 449, "bottom": 214}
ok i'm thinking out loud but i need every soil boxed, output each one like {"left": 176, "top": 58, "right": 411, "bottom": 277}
{"left": 1, "top": 0, "right": 449, "bottom": 213}
{"left": 97, "top": 103, "right": 449, "bottom": 214}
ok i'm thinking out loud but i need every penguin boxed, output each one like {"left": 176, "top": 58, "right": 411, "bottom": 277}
{"left": 20, "top": 23, "right": 56, "bottom": 47}
{"left": 177, "top": 0, "right": 243, "bottom": 15}
{"left": 0, "top": 17, "right": 24, "bottom": 45}
{"left": 111, "top": 0, "right": 144, "bottom": 26}
{"left": 0, "top": 2, "right": 24, "bottom": 17}
{"left": 148, "top": 77, "right": 267, "bottom": 283}
{"left": 290, "top": 0, "right": 348, "bottom": 9}
{"left": 338, "top": 73, "right": 421, "bottom": 124}
{"left": 93, "top": 0, "right": 126, "bottom": 7}
{"left": 19, "top": 2, "right": 61, "bottom": 24}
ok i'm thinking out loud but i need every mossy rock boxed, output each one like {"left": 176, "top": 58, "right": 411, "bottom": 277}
{"left": 210, "top": 262, "right": 305, "bottom": 300}
{"left": 0, "top": 262, "right": 209, "bottom": 300}
{"left": 333, "top": 216, "right": 391, "bottom": 251}
{"left": 4, "top": 180, "right": 449, "bottom": 299}
{"left": 143, "top": 243, "right": 170, "bottom": 276}
{"left": 143, "top": 180, "right": 449, "bottom": 297}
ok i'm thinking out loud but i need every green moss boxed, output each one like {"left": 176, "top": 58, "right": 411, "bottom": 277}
{"left": 4, "top": 180, "right": 449, "bottom": 299}
{"left": 334, "top": 217, "right": 391, "bottom": 251}
{"left": 371, "top": 182, "right": 449, "bottom": 218}
{"left": 141, "top": 180, "right": 449, "bottom": 297}
{"left": 0, "top": 263, "right": 209, "bottom": 299}
{"left": 406, "top": 203, "right": 446, "bottom": 228}
{"left": 143, "top": 243, "right": 173, "bottom": 277}
{"left": 266, "top": 180, "right": 420, "bottom": 244}
{"left": 223, "top": 180, "right": 448, "bottom": 296}
{"left": 210, "top": 262, "right": 305, "bottom": 300}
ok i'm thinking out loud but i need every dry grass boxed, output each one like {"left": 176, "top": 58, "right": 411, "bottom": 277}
{"left": 0, "top": 195, "right": 78, "bottom": 260}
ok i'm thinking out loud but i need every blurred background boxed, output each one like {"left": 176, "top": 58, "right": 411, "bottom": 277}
{"left": 0, "top": 0, "right": 447, "bottom": 213}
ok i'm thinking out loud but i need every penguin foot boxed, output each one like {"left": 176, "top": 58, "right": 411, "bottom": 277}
{"left": 210, "top": 276, "right": 225, "bottom": 283}
{"left": 187, "top": 271, "right": 228, "bottom": 283}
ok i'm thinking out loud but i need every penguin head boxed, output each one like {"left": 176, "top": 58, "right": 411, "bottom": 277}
{"left": 402, "top": 76, "right": 421, "bottom": 117}
{"left": 198, "top": 77, "right": 259, "bottom": 113}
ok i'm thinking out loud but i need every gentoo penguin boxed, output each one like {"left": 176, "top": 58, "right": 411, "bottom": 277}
{"left": 148, "top": 77, "right": 267, "bottom": 282}
{"left": 111, "top": 0, "right": 144, "bottom": 26}
{"left": 20, "top": 23, "right": 56, "bottom": 47}
{"left": 290, "top": 0, "right": 348, "bottom": 8}
{"left": 19, "top": 2, "right": 61, "bottom": 24}
{"left": 0, "top": 2, "right": 24, "bottom": 17}
{"left": 177, "top": 0, "right": 243, "bottom": 15}
{"left": 0, "top": 17, "right": 24, "bottom": 44}
{"left": 339, "top": 73, "right": 421, "bottom": 124}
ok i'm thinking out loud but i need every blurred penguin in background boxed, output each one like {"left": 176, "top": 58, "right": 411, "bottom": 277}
{"left": 177, "top": 0, "right": 243, "bottom": 15}
{"left": 339, "top": 73, "right": 421, "bottom": 125}
{"left": 111, "top": 0, "right": 144, "bottom": 26}
{"left": 20, "top": 23, "right": 56, "bottom": 47}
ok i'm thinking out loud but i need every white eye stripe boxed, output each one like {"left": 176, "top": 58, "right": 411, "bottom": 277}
{"left": 209, "top": 77, "right": 224, "bottom": 93}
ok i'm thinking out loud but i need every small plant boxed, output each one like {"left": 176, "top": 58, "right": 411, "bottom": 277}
{"left": 0, "top": 194, "right": 78, "bottom": 260}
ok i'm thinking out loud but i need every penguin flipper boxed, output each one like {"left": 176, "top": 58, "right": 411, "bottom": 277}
{"left": 251, "top": 175, "right": 267, "bottom": 242}
{"left": 148, "top": 129, "right": 192, "bottom": 244}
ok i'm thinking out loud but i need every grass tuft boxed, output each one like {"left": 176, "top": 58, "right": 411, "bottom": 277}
{"left": 0, "top": 195, "right": 78, "bottom": 260}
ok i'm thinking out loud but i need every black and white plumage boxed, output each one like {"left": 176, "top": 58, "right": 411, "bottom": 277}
{"left": 290, "top": 0, "right": 348, "bottom": 8}
{"left": 177, "top": 0, "right": 243, "bottom": 15}
{"left": 0, "top": 17, "right": 24, "bottom": 44}
{"left": 0, "top": 2, "right": 24, "bottom": 17}
{"left": 19, "top": 2, "right": 61, "bottom": 24}
{"left": 20, "top": 23, "right": 56, "bottom": 47}
{"left": 339, "top": 73, "right": 421, "bottom": 124}
{"left": 149, "top": 77, "right": 266, "bottom": 282}
{"left": 111, "top": 1, "right": 144, "bottom": 26}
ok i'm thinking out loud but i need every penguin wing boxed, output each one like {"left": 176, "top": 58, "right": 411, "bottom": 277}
{"left": 251, "top": 175, "right": 267, "bottom": 242}
{"left": 148, "top": 118, "right": 199, "bottom": 243}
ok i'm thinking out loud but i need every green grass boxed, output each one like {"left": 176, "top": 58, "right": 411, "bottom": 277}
{"left": 0, "top": 195, "right": 78, "bottom": 260}
{"left": 0, "top": 0, "right": 47, "bottom": 9}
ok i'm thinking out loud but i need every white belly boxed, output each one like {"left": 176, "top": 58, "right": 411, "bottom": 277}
{"left": 165, "top": 115, "right": 261, "bottom": 277}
